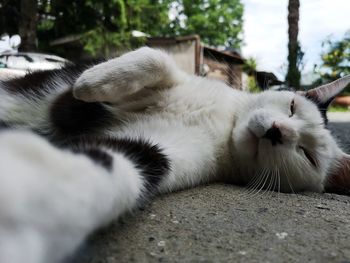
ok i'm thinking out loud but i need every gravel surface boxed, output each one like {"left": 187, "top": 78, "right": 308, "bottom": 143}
{"left": 68, "top": 112, "right": 350, "bottom": 263}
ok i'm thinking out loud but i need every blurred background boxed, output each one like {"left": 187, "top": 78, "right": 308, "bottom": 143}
{"left": 1, "top": 0, "right": 350, "bottom": 109}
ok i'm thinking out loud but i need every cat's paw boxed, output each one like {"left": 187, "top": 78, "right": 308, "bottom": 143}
{"left": 73, "top": 47, "right": 156, "bottom": 103}
{"left": 73, "top": 47, "right": 185, "bottom": 103}
{"left": 73, "top": 65, "right": 144, "bottom": 103}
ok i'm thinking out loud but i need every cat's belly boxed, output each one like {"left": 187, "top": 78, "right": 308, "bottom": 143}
{"left": 106, "top": 81, "right": 239, "bottom": 191}
{"left": 110, "top": 118, "right": 227, "bottom": 193}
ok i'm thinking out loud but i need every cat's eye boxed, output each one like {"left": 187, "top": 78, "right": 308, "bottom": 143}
{"left": 289, "top": 99, "right": 295, "bottom": 117}
{"left": 299, "top": 146, "right": 317, "bottom": 167}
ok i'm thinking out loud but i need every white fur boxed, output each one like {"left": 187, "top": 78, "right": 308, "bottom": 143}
{"left": 0, "top": 132, "right": 143, "bottom": 263}
{"left": 0, "top": 47, "right": 347, "bottom": 262}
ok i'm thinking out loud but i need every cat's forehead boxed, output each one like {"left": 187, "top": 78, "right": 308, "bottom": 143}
{"left": 257, "top": 90, "right": 295, "bottom": 106}
{"left": 257, "top": 90, "right": 312, "bottom": 106}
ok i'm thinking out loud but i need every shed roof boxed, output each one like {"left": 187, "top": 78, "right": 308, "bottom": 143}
{"left": 147, "top": 35, "right": 244, "bottom": 65}
{"left": 203, "top": 46, "right": 244, "bottom": 64}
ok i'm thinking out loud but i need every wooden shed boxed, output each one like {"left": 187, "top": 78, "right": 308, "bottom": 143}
{"left": 147, "top": 35, "right": 245, "bottom": 89}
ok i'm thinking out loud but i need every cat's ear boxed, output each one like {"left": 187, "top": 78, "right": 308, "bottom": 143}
{"left": 324, "top": 153, "right": 350, "bottom": 195}
{"left": 298, "top": 75, "right": 350, "bottom": 107}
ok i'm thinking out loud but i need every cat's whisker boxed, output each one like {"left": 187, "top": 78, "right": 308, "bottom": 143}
{"left": 238, "top": 168, "right": 264, "bottom": 199}
{"left": 266, "top": 168, "right": 277, "bottom": 198}
{"left": 247, "top": 168, "right": 269, "bottom": 198}
{"left": 245, "top": 169, "right": 262, "bottom": 190}
{"left": 263, "top": 169, "right": 275, "bottom": 197}
{"left": 263, "top": 170, "right": 272, "bottom": 197}
{"left": 277, "top": 169, "right": 281, "bottom": 200}
{"left": 282, "top": 156, "right": 296, "bottom": 195}
{"left": 271, "top": 169, "right": 278, "bottom": 197}
{"left": 250, "top": 168, "right": 268, "bottom": 191}
{"left": 244, "top": 167, "right": 277, "bottom": 200}
{"left": 248, "top": 168, "right": 271, "bottom": 200}
{"left": 241, "top": 172, "right": 261, "bottom": 199}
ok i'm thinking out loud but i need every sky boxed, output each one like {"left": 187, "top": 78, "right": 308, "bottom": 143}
{"left": 241, "top": 0, "right": 350, "bottom": 81}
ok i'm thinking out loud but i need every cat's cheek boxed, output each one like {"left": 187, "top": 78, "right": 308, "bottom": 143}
{"left": 233, "top": 127, "right": 259, "bottom": 160}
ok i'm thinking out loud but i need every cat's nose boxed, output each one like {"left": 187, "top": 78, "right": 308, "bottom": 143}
{"left": 264, "top": 124, "right": 282, "bottom": 146}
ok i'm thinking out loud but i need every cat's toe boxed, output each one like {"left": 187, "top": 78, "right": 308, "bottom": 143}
{"left": 73, "top": 82, "right": 96, "bottom": 102}
{"left": 73, "top": 71, "right": 119, "bottom": 102}
{"left": 73, "top": 72, "right": 101, "bottom": 102}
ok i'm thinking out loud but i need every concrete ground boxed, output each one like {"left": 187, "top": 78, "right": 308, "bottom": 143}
{"left": 68, "top": 112, "right": 350, "bottom": 263}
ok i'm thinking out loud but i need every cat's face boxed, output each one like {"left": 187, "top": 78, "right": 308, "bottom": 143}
{"left": 233, "top": 88, "right": 349, "bottom": 194}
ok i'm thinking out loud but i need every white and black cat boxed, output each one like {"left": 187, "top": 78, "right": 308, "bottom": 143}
{"left": 0, "top": 47, "right": 349, "bottom": 263}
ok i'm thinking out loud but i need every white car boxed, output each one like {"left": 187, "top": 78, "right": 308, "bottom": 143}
{"left": 0, "top": 52, "right": 71, "bottom": 80}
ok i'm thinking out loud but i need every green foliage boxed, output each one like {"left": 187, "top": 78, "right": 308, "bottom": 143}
{"left": 82, "top": 28, "right": 145, "bottom": 57}
{"left": 242, "top": 57, "right": 257, "bottom": 75}
{"left": 243, "top": 57, "right": 261, "bottom": 93}
{"left": 35, "top": 0, "right": 172, "bottom": 57}
{"left": 329, "top": 105, "right": 349, "bottom": 112}
{"left": 170, "top": 0, "right": 243, "bottom": 48}
{"left": 37, "top": 19, "right": 54, "bottom": 31}
{"left": 2, "top": 0, "right": 244, "bottom": 57}
{"left": 314, "top": 31, "right": 350, "bottom": 93}
{"left": 318, "top": 31, "right": 350, "bottom": 80}
{"left": 247, "top": 75, "right": 260, "bottom": 93}
{"left": 83, "top": 28, "right": 128, "bottom": 57}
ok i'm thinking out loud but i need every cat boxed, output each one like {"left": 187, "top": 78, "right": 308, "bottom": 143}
{"left": 0, "top": 47, "right": 349, "bottom": 263}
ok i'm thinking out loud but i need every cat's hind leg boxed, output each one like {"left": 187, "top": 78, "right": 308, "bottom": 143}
{"left": 0, "top": 131, "right": 168, "bottom": 263}
{"left": 73, "top": 47, "right": 188, "bottom": 102}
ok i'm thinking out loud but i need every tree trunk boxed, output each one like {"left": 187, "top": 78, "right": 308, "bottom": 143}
{"left": 286, "top": 0, "right": 300, "bottom": 88}
{"left": 18, "top": 0, "right": 37, "bottom": 51}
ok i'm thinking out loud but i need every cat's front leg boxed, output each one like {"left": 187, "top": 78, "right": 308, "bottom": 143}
{"left": 73, "top": 47, "right": 188, "bottom": 103}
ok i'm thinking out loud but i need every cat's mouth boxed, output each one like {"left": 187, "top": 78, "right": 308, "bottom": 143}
{"left": 247, "top": 127, "right": 286, "bottom": 160}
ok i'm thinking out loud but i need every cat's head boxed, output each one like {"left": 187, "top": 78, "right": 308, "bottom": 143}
{"left": 233, "top": 75, "right": 350, "bottom": 195}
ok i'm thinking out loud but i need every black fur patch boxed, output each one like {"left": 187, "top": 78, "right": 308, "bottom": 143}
{"left": 75, "top": 148, "right": 113, "bottom": 171}
{"left": 0, "top": 121, "right": 10, "bottom": 130}
{"left": 50, "top": 90, "right": 114, "bottom": 137}
{"left": 107, "top": 138, "right": 171, "bottom": 192}
{"left": 2, "top": 65, "right": 87, "bottom": 98}
{"left": 64, "top": 137, "right": 171, "bottom": 194}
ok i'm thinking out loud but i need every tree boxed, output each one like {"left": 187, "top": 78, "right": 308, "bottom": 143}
{"left": 18, "top": 0, "right": 38, "bottom": 51}
{"left": 0, "top": 0, "right": 20, "bottom": 36}
{"left": 36, "top": 0, "right": 172, "bottom": 56}
{"left": 319, "top": 32, "right": 350, "bottom": 80}
{"left": 314, "top": 31, "right": 350, "bottom": 93}
{"left": 170, "top": 0, "right": 243, "bottom": 48}
{"left": 286, "top": 0, "right": 301, "bottom": 88}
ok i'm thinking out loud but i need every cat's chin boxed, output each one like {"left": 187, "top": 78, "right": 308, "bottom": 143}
{"left": 237, "top": 129, "right": 284, "bottom": 163}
